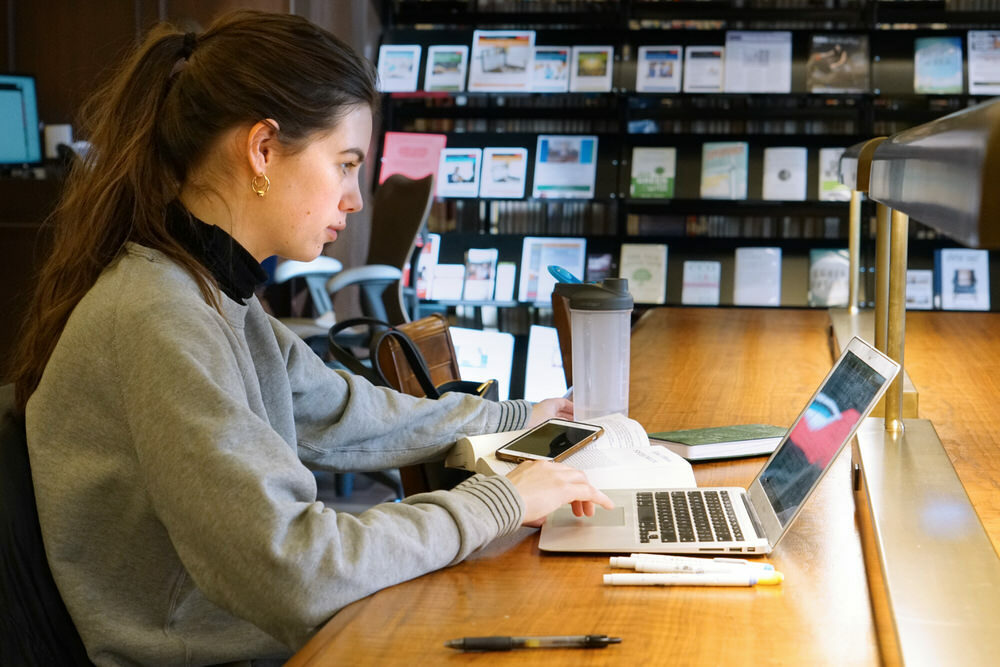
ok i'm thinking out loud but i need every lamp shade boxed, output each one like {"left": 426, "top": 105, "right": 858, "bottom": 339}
{"left": 838, "top": 137, "right": 887, "bottom": 191}
{"left": 869, "top": 98, "right": 1000, "bottom": 249}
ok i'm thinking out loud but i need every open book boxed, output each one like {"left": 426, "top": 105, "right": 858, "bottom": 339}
{"left": 446, "top": 413, "right": 695, "bottom": 490}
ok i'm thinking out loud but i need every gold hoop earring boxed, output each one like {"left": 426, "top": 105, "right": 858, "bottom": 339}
{"left": 250, "top": 173, "right": 270, "bottom": 198}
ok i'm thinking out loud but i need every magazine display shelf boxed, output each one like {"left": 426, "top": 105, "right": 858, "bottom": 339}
{"left": 377, "top": 0, "right": 1000, "bottom": 312}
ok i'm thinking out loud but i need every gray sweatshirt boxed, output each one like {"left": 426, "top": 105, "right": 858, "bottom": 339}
{"left": 25, "top": 244, "right": 530, "bottom": 665}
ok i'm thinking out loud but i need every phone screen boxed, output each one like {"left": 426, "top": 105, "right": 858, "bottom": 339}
{"left": 502, "top": 422, "right": 598, "bottom": 459}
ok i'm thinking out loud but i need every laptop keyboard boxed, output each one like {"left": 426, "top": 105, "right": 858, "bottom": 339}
{"left": 636, "top": 490, "right": 745, "bottom": 544}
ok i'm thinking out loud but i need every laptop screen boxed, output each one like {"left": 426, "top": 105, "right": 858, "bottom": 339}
{"left": 758, "top": 350, "right": 887, "bottom": 526}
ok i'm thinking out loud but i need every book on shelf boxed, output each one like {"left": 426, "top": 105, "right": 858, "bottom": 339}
{"left": 683, "top": 45, "right": 724, "bottom": 93}
{"left": 762, "top": 147, "right": 808, "bottom": 201}
{"left": 734, "top": 247, "right": 782, "bottom": 307}
{"left": 968, "top": 31, "right": 1000, "bottom": 96}
{"left": 531, "top": 45, "right": 571, "bottom": 92}
{"left": 648, "top": 424, "right": 786, "bottom": 462}
{"left": 429, "top": 264, "right": 466, "bottom": 301}
{"left": 446, "top": 412, "right": 696, "bottom": 490}
{"left": 468, "top": 30, "right": 535, "bottom": 92}
{"left": 570, "top": 45, "right": 614, "bottom": 92}
{"left": 586, "top": 252, "right": 615, "bottom": 283}
{"left": 462, "top": 247, "right": 499, "bottom": 301}
{"left": 724, "top": 31, "right": 792, "bottom": 94}
{"left": 517, "top": 236, "right": 587, "bottom": 304}
{"left": 435, "top": 147, "right": 482, "bottom": 198}
{"left": 532, "top": 134, "right": 598, "bottom": 199}
{"left": 479, "top": 147, "right": 528, "bottom": 199}
{"left": 681, "top": 260, "right": 721, "bottom": 306}
{"left": 914, "top": 36, "right": 963, "bottom": 94}
{"left": 414, "top": 232, "right": 440, "bottom": 300}
{"left": 906, "top": 269, "right": 934, "bottom": 311}
{"left": 635, "top": 45, "right": 682, "bottom": 93}
{"left": 619, "top": 243, "right": 667, "bottom": 305}
{"left": 700, "top": 141, "right": 748, "bottom": 200}
{"left": 629, "top": 147, "right": 676, "bottom": 199}
{"left": 376, "top": 44, "right": 421, "bottom": 93}
{"left": 449, "top": 327, "right": 515, "bottom": 401}
{"left": 378, "top": 131, "right": 447, "bottom": 183}
{"left": 808, "top": 248, "right": 850, "bottom": 308}
{"left": 424, "top": 45, "right": 469, "bottom": 92}
{"left": 818, "top": 147, "right": 851, "bottom": 202}
{"left": 523, "top": 324, "right": 567, "bottom": 402}
{"left": 806, "top": 34, "right": 870, "bottom": 94}
{"left": 935, "top": 248, "right": 991, "bottom": 311}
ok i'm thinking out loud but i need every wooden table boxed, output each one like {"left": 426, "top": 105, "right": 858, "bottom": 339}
{"left": 896, "top": 311, "right": 1000, "bottom": 552}
{"left": 289, "top": 307, "right": 880, "bottom": 666}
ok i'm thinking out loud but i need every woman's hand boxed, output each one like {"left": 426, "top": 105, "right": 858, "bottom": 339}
{"left": 526, "top": 397, "right": 574, "bottom": 428}
{"left": 506, "top": 459, "right": 614, "bottom": 527}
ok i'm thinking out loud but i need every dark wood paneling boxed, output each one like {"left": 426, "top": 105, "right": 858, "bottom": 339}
{"left": 0, "top": 178, "right": 60, "bottom": 370}
{"left": 11, "top": 0, "right": 137, "bottom": 123}
{"left": 1, "top": 0, "right": 12, "bottom": 71}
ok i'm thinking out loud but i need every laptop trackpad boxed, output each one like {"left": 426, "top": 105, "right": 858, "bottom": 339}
{"left": 548, "top": 506, "right": 626, "bottom": 527}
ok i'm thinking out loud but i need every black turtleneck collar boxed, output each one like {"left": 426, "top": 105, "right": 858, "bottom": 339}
{"left": 166, "top": 201, "right": 268, "bottom": 304}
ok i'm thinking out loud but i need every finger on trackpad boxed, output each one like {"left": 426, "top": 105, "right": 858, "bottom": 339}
{"left": 549, "top": 505, "right": 626, "bottom": 527}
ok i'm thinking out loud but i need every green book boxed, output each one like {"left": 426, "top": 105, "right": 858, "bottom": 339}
{"left": 648, "top": 424, "right": 786, "bottom": 462}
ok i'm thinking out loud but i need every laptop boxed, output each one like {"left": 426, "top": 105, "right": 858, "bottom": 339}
{"left": 538, "top": 336, "right": 900, "bottom": 555}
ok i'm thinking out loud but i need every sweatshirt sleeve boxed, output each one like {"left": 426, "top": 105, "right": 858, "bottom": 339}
{"left": 269, "top": 316, "right": 531, "bottom": 471}
{"left": 112, "top": 299, "right": 527, "bottom": 650}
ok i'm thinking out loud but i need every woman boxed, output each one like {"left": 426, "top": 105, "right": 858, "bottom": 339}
{"left": 9, "top": 11, "right": 611, "bottom": 664}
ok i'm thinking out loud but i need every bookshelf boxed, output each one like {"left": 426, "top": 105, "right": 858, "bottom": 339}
{"left": 377, "top": 0, "right": 1000, "bottom": 321}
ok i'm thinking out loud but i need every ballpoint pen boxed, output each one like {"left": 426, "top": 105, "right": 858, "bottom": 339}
{"left": 611, "top": 555, "right": 775, "bottom": 573}
{"left": 604, "top": 571, "right": 783, "bottom": 587}
{"left": 444, "top": 635, "right": 622, "bottom": 651}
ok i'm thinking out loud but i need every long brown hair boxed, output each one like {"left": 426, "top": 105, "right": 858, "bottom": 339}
{"left": 8, "top": 10, "right": 378, "bottom": 413}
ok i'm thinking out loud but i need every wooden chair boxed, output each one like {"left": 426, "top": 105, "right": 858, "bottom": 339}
{"left": 551, "top": 287, "right": 574, "bottom": 387}
{"left": 375, "top": 314, "right": 474, "bottom": 495}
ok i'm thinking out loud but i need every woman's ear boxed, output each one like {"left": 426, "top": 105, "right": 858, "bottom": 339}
{"left": 245, "top": 119, "right": 281, "bottom": 175}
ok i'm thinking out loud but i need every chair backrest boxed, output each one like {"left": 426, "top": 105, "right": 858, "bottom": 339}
{"left": 375, "top": 313, "right": 461, "bottom": 398}
{"left": 551, "top": 289, "right": 574, "bottom": 387}
{"left": 0, "top": 385, "right": 92, "bottom": 666}
{"left": 366, "top": 173, "right": 434, "bottom": 324}
{"left": 371, "top": 316, "right": 472, "bottom": 495}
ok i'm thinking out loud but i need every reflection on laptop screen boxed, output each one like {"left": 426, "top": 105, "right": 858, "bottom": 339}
{"left": 759, "top": 351, "right": 887, "bottom": 525}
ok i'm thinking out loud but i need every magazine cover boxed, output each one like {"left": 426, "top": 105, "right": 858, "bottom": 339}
{"left": 424, "top": 45, "right": 469, "bottom": 92}
{"left": 570, "top": 45, "right": 614, "bottom": 92}
{"left": 762, "top": 147, "right": 807, "bottom": 201}
{"left": 468, "top": 30, "right": 535, "bottom": 92}
{"left": 684, "top": 46, "right": 724, "bottom": 93}
{"left": 914, "top": 36, "right": 963, "bottom": 94}
{"left": 377, "top": 44, "right": 421, "bottom": 92}
{"left": 479, "top": 147, "right": 529, "bottom": 199}
{"left": 435, "top": 148, "right": 482, "bottom": 198}
{"left": 807, "top": 34, "right": 870, "bottom": 93}
{"left": 378, "top": 131, "right": 447, "bottom": 183}
{"left": 629, "top": 147, "right": 676, "bottom": 198}
{"left": 808, "top": 249, "right": 850, "bottom": 307}
{"left": 818, "top": 147, "right": 851, "bottom": 202}
{"left": 532, "top": 135, "right": 598, "bottom": 199}
{"left": 699, "top": 141, "right": 748, "bottom": 200}
{"left": 724, "top": 31, "right": 792, "bottom": 93}
{"left": 532, "top": 46, "right": 571, "bottom": 92}
{"left": 936, "top": 248, "right": 991, "bottom": 310}
{"left": 681, "top": 261, "right": 721, "bottom": 306}
{"left": 968, "top": 31, "right": 1000, "bottom": 95}
{"left": 636, "top": 45, "right": 682, "bottom": 93}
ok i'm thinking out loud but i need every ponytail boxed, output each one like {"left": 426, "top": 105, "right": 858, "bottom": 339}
{"left": 8, "top": 11, "right": 378, "bottom": 413}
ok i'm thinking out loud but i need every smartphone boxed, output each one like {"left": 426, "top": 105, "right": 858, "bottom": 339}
{"left": 494, "top": 419, "right": 604, "bottom": 464}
